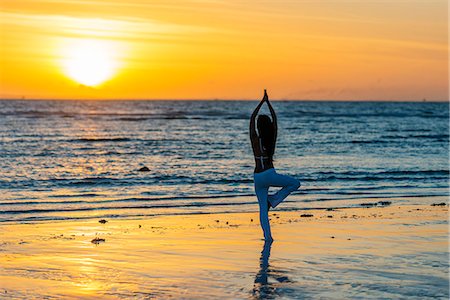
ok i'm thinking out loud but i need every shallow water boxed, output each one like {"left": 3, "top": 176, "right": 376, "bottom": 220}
{"left": 0, "top": 100, "right": 448, "bottom": 222}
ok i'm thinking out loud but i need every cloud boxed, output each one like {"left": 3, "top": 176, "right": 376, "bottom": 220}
{"left": 0, "top": 11, "right": 216, "bottom": 41}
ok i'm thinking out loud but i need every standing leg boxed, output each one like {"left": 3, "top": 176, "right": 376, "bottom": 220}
{"left": 267, "top": 172, "right": 301, "bottom": 209}
{"left": 255, "top": 185, "right": 273, "bottom": 241}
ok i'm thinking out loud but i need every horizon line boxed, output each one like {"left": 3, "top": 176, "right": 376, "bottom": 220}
{"left": 0, "top": 98, "right": 448, "bottom": 102}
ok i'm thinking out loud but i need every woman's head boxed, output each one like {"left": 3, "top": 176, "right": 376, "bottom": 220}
{"left": 257, "top": 114, "right": 275, "bottom": 155}
{"left": 257, "top": 114, "right": 272, "bottom": 133}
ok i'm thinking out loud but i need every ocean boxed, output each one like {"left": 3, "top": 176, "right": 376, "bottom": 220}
{"left": 1, "top": 100, "right": 448, "bottom": 223}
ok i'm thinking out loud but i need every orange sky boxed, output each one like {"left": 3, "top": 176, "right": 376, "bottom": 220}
{"left": 0, "top": 0, "right": 448, "bottom": 100}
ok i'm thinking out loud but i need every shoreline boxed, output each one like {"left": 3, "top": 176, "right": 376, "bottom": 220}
{"left": 1, "top": 201, "right": 448, "bottom": 299}
{"left": 2, "top": 194, "right": 447, "bottom": 225}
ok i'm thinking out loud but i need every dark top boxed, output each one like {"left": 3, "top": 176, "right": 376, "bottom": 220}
{"left": 249, "top": 90, "right": 277, "bottom": 173}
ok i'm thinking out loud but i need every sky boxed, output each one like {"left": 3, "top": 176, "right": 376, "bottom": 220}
{"left": 0, "top": 0, "right": 448, "bottom": 100}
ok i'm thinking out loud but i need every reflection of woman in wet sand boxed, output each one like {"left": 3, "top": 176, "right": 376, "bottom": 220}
{"left": 254, "top": 241, "right": 272, "bottom": 287}
{"left": 250, "top": 90, "right": 301, "bottom": 241}
{"left": 253, "top": 241, "right": 291, "bottom": 298}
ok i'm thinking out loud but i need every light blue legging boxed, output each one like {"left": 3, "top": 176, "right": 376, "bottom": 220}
{"left": 254, "top": 168, "right": 301, "bottom": 240}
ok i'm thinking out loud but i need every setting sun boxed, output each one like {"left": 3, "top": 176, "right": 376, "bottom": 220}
{"left": 61, "top": 39, "right": 119, "bottom": 87}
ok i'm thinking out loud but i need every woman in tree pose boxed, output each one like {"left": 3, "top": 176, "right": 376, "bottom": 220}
{"left": 250, "top": 90, "right": 301, "bottom": 242}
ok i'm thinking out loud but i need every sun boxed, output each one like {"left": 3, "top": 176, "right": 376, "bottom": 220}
{"left": 62, "top": 39, "right": 118, "bottom": 87}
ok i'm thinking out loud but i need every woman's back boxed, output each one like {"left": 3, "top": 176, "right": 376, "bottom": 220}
{"left": 249, "top": 91, "right": 277, "bottom": 173}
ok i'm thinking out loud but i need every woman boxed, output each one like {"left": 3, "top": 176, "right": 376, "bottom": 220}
{"left": 250, "top": 90, "right": 301, "bottom": 242}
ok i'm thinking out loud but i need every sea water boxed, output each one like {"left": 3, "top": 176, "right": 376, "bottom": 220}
{"left": 0, "top": 100, "right": 448, "bottom": 222}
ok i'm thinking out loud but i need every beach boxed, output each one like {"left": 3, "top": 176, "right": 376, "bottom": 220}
{"left": 1, "top": 199, "right": 448, "bottom": 299}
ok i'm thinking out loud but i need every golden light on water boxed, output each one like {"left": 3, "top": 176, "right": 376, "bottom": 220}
{"left": 61, "top": 39, "right": 119, "bottom": 87}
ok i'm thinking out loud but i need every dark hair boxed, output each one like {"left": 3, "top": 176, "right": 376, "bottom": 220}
{"left": 257, "top": 114, "right": 275, "bottom": 156}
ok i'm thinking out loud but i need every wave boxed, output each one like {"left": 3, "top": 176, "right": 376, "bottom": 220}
{"left": 48, "top": 193, "right": 100, "bottom": 198}
{"left": 0, "top": 176, "right": 256, "bottom": 189}
{"left": 3, "top": 187, "right": 448, "bottom": 208}
{"left": 117, "top": 117, "right": 149, "bottom": 121}
{"left": 309, "top": 170, "right": 449, "bottom": 181}
{"left": 0, "top": 199, "right": 257, "bottom": 215}
{"left": 0, "top": 193, "right": 255, "bottom": 207}
{"left": 0, "top": 110, "right": 217, "bottom": 120}
{"left": 292, "top": 111, "right": 449, "bottom": 119}
{"left": 381, "top": 134, "right": 449, "bottom": 140}
{"left": 1, "top": 169, "right": 448, "bottom": 191}
{"left": 70, "top": 137, "right": 132, "bottom": 143}
{"left": 350, "top": 140, "right": 390, "bottom": 144}
{"left": 1, "top": 193, "right": 448, "bottom": 223}
{"left": 350, "top": 135, "right": 449, "bottom": 144}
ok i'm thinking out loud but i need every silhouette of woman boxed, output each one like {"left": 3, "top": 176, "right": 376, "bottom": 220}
{"left": 250, "top": 90, "right": 301, "bottom": 241}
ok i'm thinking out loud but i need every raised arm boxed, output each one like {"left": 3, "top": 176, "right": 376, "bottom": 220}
{"left": 250, "top": 91, "right": 268, "bottom": 137}
{"left": 265, "top": 91, "right": 277, "bottom": 142}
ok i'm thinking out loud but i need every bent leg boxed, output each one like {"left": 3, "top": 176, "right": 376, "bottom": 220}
{"left": 255, "top": 186, "right": 272, "bottom": 241}
{"left": 267, "top": 172, "right": 301, "bottom": 209}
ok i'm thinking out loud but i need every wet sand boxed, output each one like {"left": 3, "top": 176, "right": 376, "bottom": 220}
{"left": 0, "top": 202, "right": 448, "bottom": 299}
